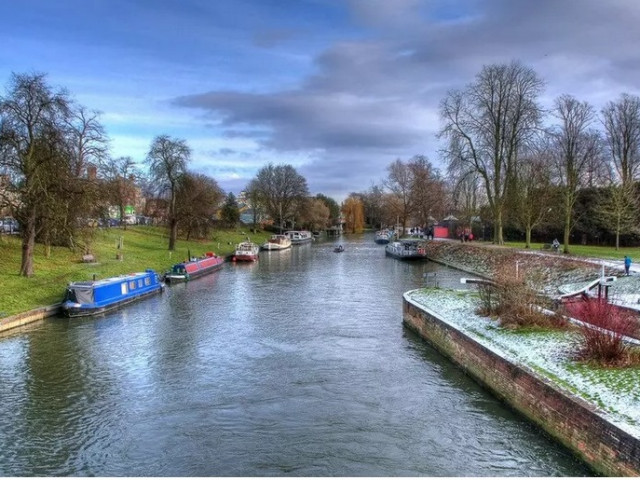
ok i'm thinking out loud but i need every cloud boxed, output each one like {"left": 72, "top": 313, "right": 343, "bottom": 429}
{"left": 171, "top": 0, "right": 640, "bottom": 197}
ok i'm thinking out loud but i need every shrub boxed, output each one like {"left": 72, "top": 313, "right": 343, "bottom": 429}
{"left": 570, "top": 298, "right": 639, "bottom": 366}
{"left": 475, "top": 260, "right": 565, "bottom": 329}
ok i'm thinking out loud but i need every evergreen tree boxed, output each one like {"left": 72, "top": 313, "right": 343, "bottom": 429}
{"left": 220, "top": 192, "right": 240, "bottom": 228}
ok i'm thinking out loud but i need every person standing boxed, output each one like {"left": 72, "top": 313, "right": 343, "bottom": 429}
{"left": 624, "top": 255, "right": 632, "bottom": 276}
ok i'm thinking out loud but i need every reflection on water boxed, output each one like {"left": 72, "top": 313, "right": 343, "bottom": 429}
{"left": 0, "top": 234, "right": 591, "bottom": 476}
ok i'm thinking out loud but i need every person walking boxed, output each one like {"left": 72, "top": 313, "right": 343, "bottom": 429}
{"left": 624, "top": 255, "right": 632, "bottom": 276}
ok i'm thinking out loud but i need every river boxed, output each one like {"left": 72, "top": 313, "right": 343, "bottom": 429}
{"left": 0, "top": 234, "right": 591, "bottom": 476}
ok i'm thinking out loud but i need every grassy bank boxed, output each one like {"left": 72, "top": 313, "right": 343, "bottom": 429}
{"left": 500, "top": 241, "right": 640, "bottom": 261}
{"left": 0, "top": 226, "right": 270, "bottom": 316}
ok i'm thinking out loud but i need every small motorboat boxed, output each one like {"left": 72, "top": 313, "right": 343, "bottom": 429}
{"left": 233, "top": 242, "right": 260, "bottom": 262}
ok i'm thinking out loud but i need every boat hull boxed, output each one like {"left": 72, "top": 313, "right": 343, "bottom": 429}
{"left": 61, "top": 270, "right": 164, "bottom": 318}
{"left": 62, "top": 287, "right": 164, "bottom": 318}
{"left": 164, "top": 256, "right": 224, "bottom": 284}
{"left": 285, "top": 230, "right": 313, "bottom": 244}
{"left": 385, "top": 241, "right": 427, "bottom": 260}
{"left": 384, "top": 250, "right": 426, "bottom": 260}
{"left": 261, "top": 235, "right": 292, "bottom": 251}
{"left": 261, "top": 243, "right": 291, "bottom": 251}
{"left": 233, "top": 242, "right": 260, "bottom": 262}
{"left": 233, "top": 254, "right": 259, "bottom": 262}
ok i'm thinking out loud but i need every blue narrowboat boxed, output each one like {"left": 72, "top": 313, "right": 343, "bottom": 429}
{"left": 61, "top": 269, "right": 164, "bottom": 318}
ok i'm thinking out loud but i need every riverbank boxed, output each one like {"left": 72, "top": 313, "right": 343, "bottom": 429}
{"left": 403, "top": 288, "right": 640, "bottom": 476}
{"left": 0, "top": 226, "right": 270, "bottom": 317}
{"left": 422, "top": 240, "right": 639, "bottom": 297}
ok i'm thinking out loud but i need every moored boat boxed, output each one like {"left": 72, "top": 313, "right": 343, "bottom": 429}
{"left": 261, "top": 234, "right": 292, "bottom": 251}
{"left": 233, "top": 242, "right": 260, "bottom": 262}
{"left": 375, "top": 229, "right": 395, "bottom": 244}
{"left": 164, "top": 252, "right": 224, "bottom": 284}
{"left": 61, "top": 269, "right": 164, "bottom": 318}
{"left": 385, "top": 240, "right": 427, "bottom": 260}
{"left": 286, "top": 230, "right": 313, "bottom": 244}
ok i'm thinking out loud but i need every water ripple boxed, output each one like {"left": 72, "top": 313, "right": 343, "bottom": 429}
{"left": 0, "top": 234, "right": 591, "bottom": 476}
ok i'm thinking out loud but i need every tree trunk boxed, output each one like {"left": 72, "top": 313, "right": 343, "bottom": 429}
{"left": 168, "top": 187, "right": 177, "bottom": 250}
{"left": 525, "top": 225, "right": 532, "bottom": 248}
{"left": 169, "top": 218, "right": 177, "bottom": 251}
{"left": 120, "top": 204, "right": 127, "bottom": 230}
{"left": 563, "top": 208, "right": 571, "bottom": 254}
{"left": 494, "top": 208, "right": 504, "bottom": 245}
{"left": 20, "top": 208, "right": 37, "bottom": 277}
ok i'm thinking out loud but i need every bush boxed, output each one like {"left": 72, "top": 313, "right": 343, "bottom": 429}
{"left": 570, "top": 298, "right": 639, "bottom": 366}
{"left": 475, "top": 260, "right": 566, "bottom": 329}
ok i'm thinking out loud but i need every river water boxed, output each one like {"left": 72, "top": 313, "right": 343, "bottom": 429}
{"left": 0, "top": 234, "right": 591, "bottom": 476}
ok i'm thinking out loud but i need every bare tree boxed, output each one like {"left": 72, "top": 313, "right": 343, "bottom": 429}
{"left": 67, "top": 106, "right": 108, "bottom": 177}
{"left": 359, "top": 184, "right": 386, "bottom": 229}
{"left": 0, "top": 73, "right": 71, "bottom": 276}
{"left": 601, "top": 93, "right": 640, "bottom": 187}
{"left": 452, "top": 171, "right": 483, "bottom": 239}
{"left": 103, "top": 156, "right": 140, "bottom": 229}
{"left": 595, "top": 181, "right": 638, "bottom": 250}
{"left": 385, "top": 158, "right": 413, "bottom": 233}
{"left": 146, "top": 135, "right": 190, "bottom": 250}
{"left": 408, "top": 155, "right": 447, "bottom": 230}
{"left": 511, "top": 151, "right": 554, "bottom": 248}
{"left": 439, "top": 61, "right": 544, "bottom": 244}
{"left": 252, "top": 163, "right": 309, "bottom": 231}
{"left": 550, "top": 95, "right": 602, "bottom": 254}
{"left": 244, "top": 179, "right": 264, "bottom": 231}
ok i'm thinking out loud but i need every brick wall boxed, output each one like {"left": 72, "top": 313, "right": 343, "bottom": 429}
{"left": 403, "top": 298, "right": 640, "bottom": 476}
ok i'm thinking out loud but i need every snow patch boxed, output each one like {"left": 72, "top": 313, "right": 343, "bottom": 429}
{"left": 405, "top": 288, "right": 640, "bottom": 438}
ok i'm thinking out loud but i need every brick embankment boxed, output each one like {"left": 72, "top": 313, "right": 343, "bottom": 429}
{"left": 403, "top": 296, "right": 640, "bottom": 477}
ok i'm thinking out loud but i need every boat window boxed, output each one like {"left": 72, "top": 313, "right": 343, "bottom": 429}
{"left": 138, "top": 279, "right": 143, "bottom": 288}
{"left": 121, "top": 283, "right": 128, "bottom": 295}
{"left": 145, "top": 277, "right": 150, "bottom": 286}
{"left": 129, "top": 281, "right": 136, "bottom": 290}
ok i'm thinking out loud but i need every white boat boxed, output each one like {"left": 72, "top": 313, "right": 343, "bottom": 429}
{"left": 385, "top": 240, "right": 427, "bottom": 260}
{"left": 261, "top": 234, "right": 292, "bottom": 251}
{"left": 285, "top": 230, "right": 313, "bottom": 244}
{"left": 375, "top": 229, "right": 394, "bottom": 244}
{"left": 233, "top": 242, "right": 260, "bottom": 262}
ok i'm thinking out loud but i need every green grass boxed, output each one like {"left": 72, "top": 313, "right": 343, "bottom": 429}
{"left": 487, "top": 240, "right": 640, "bottom": 261}
{"left": 0, "top": 226, "right": 270, "bottom": 317}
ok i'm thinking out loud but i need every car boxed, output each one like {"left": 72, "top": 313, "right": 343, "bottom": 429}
{"left": 1, "top": 217, "right": 19, "bottom": 234}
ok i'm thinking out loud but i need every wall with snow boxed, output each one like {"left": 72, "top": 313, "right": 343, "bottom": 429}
{"left": 403, "top": 299, "right": 640, "bottom": 477}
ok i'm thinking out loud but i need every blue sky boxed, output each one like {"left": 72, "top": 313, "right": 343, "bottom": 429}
{"left": 2, "top": 0, "right": 640, "bottom": 201}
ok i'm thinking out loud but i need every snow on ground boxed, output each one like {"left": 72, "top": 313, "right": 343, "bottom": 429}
{"left": 425, "top": 240, "right": 640, "bottom": 306}
{"left": 405, "top": 288, "right": 640, "bottom": 438}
